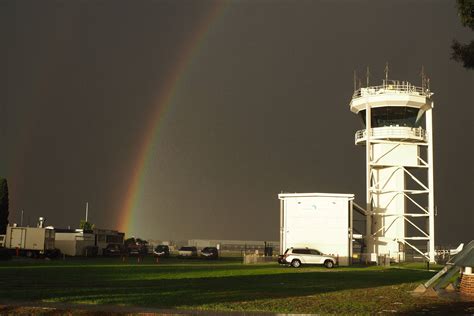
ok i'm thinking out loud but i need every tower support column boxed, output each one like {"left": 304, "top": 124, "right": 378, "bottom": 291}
{"left": 365, "top": 101, "right": 374, "bottom": 257}
{"left": 426, "top": 106, "right": 436, "bottom": 263}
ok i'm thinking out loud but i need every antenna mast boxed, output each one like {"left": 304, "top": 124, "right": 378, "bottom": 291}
{"left": 384, "top": 62, "right": 389, "bottom": 86}
{"left": 420, "top": 65, "right": 426, "bottom": 91}
{"left": 85, "top": 202, "right": 89, "bottom": 223}
{"left": 353, "top": 70, "right": 357, "bottom": 92}
{"left": 366, "top": 66, "right": 370, "bottom": 87}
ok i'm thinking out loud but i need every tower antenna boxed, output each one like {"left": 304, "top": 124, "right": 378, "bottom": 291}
{"left": 420, "top": 65, "right": 426, "bottom": 90}
{"left": 85, "top": 202, "right": 89, "bottom": 223}
{"left": 384, "top": 62, "right": 389, "bottom": 86}
{"left": 353, "top": 70, "right": 357, "bottom": 92}
{"left": 366, "top": 66, "right": 370, "bottom": 87}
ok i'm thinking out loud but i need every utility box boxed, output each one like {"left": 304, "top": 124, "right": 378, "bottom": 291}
{"left": 279, "top": 193, "right": 354, "bottom": 266}
{"left": 4, "top": 225, "right": 55, "bottom": 254}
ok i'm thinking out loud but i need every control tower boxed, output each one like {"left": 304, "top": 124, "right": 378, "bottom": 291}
{"left": 350, "top": 76, "right": 436, "bottom": 263}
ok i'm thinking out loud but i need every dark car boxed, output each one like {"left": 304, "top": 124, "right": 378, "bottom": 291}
{"left": 127, "top": 244, "right": 147, "bottom": 256}
{"left": 103, "top": 243, "right": 126, "bottom": 256}
{"left": 45, "top": 248, "right": 61, "bottom": 259}
{"left": 277, "top": 254, "right": 285, "bottom": 264}
{"left": 200, "top": 247, "right": 219, "bottom": 260}
{"left": 124, "top": 238, "right": 148, "bottom": 256}
{"left": 153, "top": 245, "right": 170, "bottom": 257}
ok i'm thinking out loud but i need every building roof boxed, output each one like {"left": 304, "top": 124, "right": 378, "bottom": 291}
{"left": 278, "top": 192, "right": 354, "bottom": 199}
{"left": 55, "top": 228, "right": 94, "bottom": 234}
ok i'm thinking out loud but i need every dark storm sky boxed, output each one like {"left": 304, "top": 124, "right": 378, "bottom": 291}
{"left": 1, "top": 0, "right": 472, "bottom": 244}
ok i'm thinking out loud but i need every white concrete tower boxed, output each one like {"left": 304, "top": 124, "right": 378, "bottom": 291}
{"left": 350, "top": 76, "right": 436, "bottom": 263}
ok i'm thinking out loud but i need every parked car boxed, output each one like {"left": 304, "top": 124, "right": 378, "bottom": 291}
{"left": 178, "top": 246, "right": 198, "bottom": 258}
{"left": 279, "top": 248, "right": 336, "bottom": 268}
{"left": 127, "top": 244, "right": 145, "bottom": 256}
{"left": 277, "top": 253, "right": 286, "bottom": 264}
{"left": 44, "top": 248, "right": 61, "bottom": 259}
{"left": 200, "top": 247, "right": 218, "bottom": 259}
{"left": 153, "top": 245, "right": 170, "bottom": 257}
{"left": 103, "top": 243, "right": 126, "bottom": 256}
{"left": 124, "top": 238, "right": 148, "bottom": 256}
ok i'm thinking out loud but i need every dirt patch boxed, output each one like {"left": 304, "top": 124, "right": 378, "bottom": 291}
{"left": 0, "top": 301, "right": 266, "bottom": 315}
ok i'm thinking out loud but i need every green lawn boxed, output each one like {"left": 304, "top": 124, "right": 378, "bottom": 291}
{"left": 0, "top": 257, "right": 470, "bottom": 314}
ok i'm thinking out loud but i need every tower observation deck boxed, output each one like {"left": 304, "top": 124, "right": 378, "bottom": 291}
{"left": 350, "top": 79, "right": 436, "bottom": 263}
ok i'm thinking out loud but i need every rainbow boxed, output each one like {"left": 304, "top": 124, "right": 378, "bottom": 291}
{"left": 117, "top": 2, "right": 229, "bottom": 235}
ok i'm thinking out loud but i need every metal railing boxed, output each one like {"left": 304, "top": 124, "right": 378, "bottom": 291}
{"left": 352, "top": 82, "right": 431, "bottom": 99}
{"left": 355, "top": 126, "right": 427, "bottom": 143}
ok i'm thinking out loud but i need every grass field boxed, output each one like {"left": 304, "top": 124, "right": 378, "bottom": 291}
{"left": 0, "top": 256, "right": 472, "bottom": 314}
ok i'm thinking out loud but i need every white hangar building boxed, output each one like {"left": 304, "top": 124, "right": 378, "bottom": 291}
{"left": 279, "top": 193, "right": 354, "bottom": 266}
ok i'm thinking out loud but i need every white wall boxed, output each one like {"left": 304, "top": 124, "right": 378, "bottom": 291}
{"left": 373, "top": 143, "right": 419, "bottom": 167}
{"left": 281, "top": 194, "right": 352, "bottom": 266}
{"left": 372, "top": 166, "right": 406, "bottom": 260}
{"left": 5, "top": 226, "right": 53, "bottom": 251}
{"left": 55, "top": 232, "right": 95, "bottom": 256}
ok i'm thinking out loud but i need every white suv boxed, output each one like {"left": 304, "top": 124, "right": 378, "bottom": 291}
{"left": 178, "top": 246, "right": 198, "bottom": 258}
{"left": 280, "top": 248, "right": 336, "bottom": 268}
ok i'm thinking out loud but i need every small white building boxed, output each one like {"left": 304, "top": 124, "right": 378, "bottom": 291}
{"left": 55, "top": 229, "right": 95, "bottom": 256}
{"left": 55, "top": 227, "right": 125, "bottom": 256}
{"left": 279, "top": 193, "right": 354, "bottom": 266}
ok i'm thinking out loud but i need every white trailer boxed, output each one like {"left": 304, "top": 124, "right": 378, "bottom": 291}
{"left": 279, "top": 193, "right": 354, "bottom": 266}
{"left": 3, "top": 225, "right": 55, "bottom": 256}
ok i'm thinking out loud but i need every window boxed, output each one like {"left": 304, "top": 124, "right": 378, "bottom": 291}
{"left": 106, "top": 235, "right": 122, "bottom": 243}
{"left": 310, "top": 249, "right": 321, "bottom": 255}
{"left": 181, "top": 247, "right": 196, "bottom": 251}
{"left": 293, "top": 249, "right": 310, "bottom": 254}
{"left": 358, "top": 107, "right": 421, "bottom": 128}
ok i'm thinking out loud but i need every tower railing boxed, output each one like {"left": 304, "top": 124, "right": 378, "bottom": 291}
{"left": 352, "top": 83, "right": 431, "bottom": 99}
{"left": 355, "top": 126, "right": 427, "bottom": 144}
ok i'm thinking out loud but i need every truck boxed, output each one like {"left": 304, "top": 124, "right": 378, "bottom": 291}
{"left": 2, "top": 225, "right": 55, "bottom": 257}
